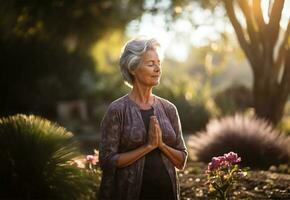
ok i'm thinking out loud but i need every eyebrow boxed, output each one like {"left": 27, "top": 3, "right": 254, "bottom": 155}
{"left": 146, "top": 60, "right": 160, "bottom": 63}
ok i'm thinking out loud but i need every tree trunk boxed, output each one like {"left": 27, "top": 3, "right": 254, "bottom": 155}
{"left": 253, "top": 79, "right": 285, "bottom": 125}
{"left": 253, "top": 48, "right": 290, "bottom": 125}
{"left": 223, "top": 0, "right": 290, "bottom": 125}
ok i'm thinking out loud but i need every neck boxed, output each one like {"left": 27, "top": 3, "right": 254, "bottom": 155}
{"left": 129, "top": 84, "right": 154, "bottom": 109}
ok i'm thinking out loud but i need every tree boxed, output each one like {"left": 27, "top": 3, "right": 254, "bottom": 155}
{"left": 0, "top": 0, "right": 186, "bottom": 51}
{"left": 222, "top": 0, "right": 290, "bottom": 124}
{"left": 0, "top": 0, "right": 189, "bottom": 119}
{"left": 0, "top": 0, "right": 147, "bottom": 118}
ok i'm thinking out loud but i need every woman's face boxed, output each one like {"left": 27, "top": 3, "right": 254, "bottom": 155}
{"left": 132, "top": 49, "right": 161, "bottom": 87}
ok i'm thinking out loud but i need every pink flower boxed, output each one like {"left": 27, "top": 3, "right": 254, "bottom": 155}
{"left": 207, "top": 152, "right": 241, "bottom": 172}
{"left": 206, "top": 152, "right": 247, "bottom": 199}
{"left": 86, "top": 155, "right": 98, "bottom": 165}
{"left": 224, "top": 152, "right": 241, "bottom": 164}
{"left": 208, "top": 156, "right": 224, "bottom": 171}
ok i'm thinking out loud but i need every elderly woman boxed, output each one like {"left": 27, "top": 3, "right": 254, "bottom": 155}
{"left": 99, "top": 37, "right": 188, "bottom": 200}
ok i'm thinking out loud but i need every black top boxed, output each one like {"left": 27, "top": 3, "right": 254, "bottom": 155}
{"left": 139, "top": 107, "right": 174, "bottom": 200}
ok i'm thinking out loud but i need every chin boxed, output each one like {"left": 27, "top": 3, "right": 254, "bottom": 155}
{"left": 152, "top": 81, "right": 160, "bottom": 87}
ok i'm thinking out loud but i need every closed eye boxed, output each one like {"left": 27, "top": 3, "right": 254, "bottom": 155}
{"left": 147, "top": 63, "right": 161, "bottom": 67}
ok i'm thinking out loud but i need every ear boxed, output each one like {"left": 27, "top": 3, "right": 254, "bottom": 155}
{"left": 129, "top": 69, "right": 136, "bottom": 76}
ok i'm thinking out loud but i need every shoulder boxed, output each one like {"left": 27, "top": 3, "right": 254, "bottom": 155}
{"left": 105, "top": 95, "right": 128, "bottom": 115}
{"left": 155, "top": 95, "right": 177, "bottom": 113}
{"left": 101, "top": 95, "right": 129, "bottom": 125}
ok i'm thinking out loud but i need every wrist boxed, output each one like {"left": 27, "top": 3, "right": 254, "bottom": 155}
{"left": 159, "top": 142, "right": 166, "bottom": 150}
{"left": 146, "top": 143, "right": 155, "bottom": 151}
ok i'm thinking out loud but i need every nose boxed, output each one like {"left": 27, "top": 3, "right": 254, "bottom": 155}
{"left": 154, "top": 64, "right": 161, "bottom": 72}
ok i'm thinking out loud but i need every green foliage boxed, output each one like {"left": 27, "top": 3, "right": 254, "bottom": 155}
{"left": 214, "top": 84, "right": 253, "bottom": 115}
{"left": 155, "top": 84, "right": 212, "bottom": 133}
{"left": 0, "top": 0, "right": 148, "bottom": 119}
{"left": 175, "top": 97, "right": 211, "bottom": 133}
{"left": 190, "top": 114, "right": 290, "bottom": 169}
{"left": 0, "top": 0, "right": 147, "bottom": 50}
{"left": 0, "top": 38, "right": 97, "bottom": 118}
{"left": 87, "top": 71, "right": 130, "bottom": 126}
{"left": 0, "top": 114, "right": 97, "bottom": 199}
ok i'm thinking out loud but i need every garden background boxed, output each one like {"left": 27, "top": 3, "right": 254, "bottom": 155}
{"left": 1, "top": 0, "right": 290, "bottom": 199}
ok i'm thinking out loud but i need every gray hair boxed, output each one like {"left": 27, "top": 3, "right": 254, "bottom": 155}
{"left": 119, "top": 37, "right": 160, "bottom": 87}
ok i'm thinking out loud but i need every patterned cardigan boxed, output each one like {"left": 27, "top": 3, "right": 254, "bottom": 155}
{"left": 98, "top": 94, "right": 188, "bottom": 200}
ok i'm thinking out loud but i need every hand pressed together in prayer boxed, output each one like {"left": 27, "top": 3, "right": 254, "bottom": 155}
{"left": 147, "top": 115, "right": 186, "bottom": 169}
{"left": 148, "top": 116, "right": 164, "bottom": 150}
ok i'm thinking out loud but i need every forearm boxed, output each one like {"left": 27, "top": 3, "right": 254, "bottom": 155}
{"left": 116, "top": 144, "right": 155, "bottom": 168}
{"left": 159, "top": 143, "right": 186, "bottom": 170}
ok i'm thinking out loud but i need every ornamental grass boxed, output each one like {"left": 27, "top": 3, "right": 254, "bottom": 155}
{"left": 189, "top": 114, "right": 290, "bottom": 169}
{"left": 0, "top": 114, "right": 98, "bottom": 199}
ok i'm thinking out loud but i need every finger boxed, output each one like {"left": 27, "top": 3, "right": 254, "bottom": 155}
{"left": 153, "top": 118, "right": 158, "bottom": 126}
{"left": 149, "top": 117, "right": 156, "bottom": 129}
{"left": 155, "top": 118, "right": 160, "bottom": 125}
{"left": 155, "top": 124, "right": 162, "bottom": 138}
{"left": 154, "top": 124, "right": 160, "bottom": 139}
{"left": 156, "top": 127, "right": 161, "bottom": 139}
{"left": 154, "top": 121, "right": 160, "bottom": 131}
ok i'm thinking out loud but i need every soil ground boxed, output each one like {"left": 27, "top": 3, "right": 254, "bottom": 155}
{"left": 179, "top": 160, "right": 290, "bottom": 200}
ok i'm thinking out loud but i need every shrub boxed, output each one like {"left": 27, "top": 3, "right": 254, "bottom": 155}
{"left": 214, "top": 84, "right": 252, "bottom": 115}
{"left": 155, "top": 78, "right": 212, "bottom": 134}
{"left": 0, "top": 114, "right": 98, "bottom": 199}
{"left": 174, "top": 97, "right": 211, "bottom": 134}
{"left": 189, "top": 114, "right": 290, "bottom": 169}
